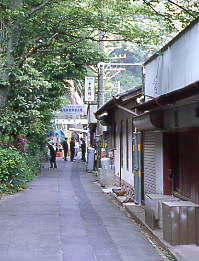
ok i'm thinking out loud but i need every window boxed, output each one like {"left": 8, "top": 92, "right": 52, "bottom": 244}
{"left": 126, "top": 119, "right": 129, "bottom": 170}
{"left": 120, "top": 120, "right": 123, "bottom": 168}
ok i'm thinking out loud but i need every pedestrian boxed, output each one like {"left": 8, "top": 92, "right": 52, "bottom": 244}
{"left": 80, "top": 138, "right": 86, "bottom": 162}
{"left": 47, "top": 141, "right": 57, "bottom": 169}
{"left": 70, "top": 137, "right": 75, "bottom": 162}
{"left": 75, "top": 139, "right": 79, "bottom": 157}
{"left": 62, "top": 137, "right": 68, "bottom": 161}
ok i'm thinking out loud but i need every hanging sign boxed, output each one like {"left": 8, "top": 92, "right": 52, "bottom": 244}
{"left": 85, "top": 77, "right": 95, "bottom": 102}
{"left": 59, "top": 105, "right": 87, "bottom": 115}
{"left": 55, "top": 104, "right": 87, "bottom": 119}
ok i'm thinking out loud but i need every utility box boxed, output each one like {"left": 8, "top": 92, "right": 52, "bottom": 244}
{"left": 162, "top": 201, "right": 199, "bottom": 245}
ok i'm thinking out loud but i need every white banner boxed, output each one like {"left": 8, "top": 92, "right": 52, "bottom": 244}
{"left": 85, "top": 77, "right": 95, "bottom": 102}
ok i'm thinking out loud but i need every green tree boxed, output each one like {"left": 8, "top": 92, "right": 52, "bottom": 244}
{"left": 1, "top": 0, "right": 198, "bottom": 107}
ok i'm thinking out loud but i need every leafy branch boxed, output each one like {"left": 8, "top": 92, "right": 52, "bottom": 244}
{"left": 167, "top": 0, "right": 197, "bottom": 18}
{"left": 142, "top": 0, "right": 178, "bottom": 30}
{"left": 18, "top": 33, "right": 58, "bottom": 67}
{"left": 26, "top": 0, "right": 50, "bottom": 17}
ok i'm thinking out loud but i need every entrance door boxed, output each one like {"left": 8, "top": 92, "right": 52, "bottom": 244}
{"left": 177, "top": 130, "right": 199, "bottom": 204}
{"left": 163, "top": 133, "right": 178, "bottom": 195}
{"left": 164, "top": 130, "right": 199, "bottom": 203}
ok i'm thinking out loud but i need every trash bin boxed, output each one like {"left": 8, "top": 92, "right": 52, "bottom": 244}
{"left": 87, "top": 147, "right": 95, "bottom": 171}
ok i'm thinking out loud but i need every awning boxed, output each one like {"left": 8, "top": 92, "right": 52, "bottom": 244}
{"left": 95, "top": 85, "right": 142, "bottom": 117}
{"left": 133, "top": 111, "right": 164, "bottom": 131}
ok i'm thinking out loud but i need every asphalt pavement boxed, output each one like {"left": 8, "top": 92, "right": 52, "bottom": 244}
{"left": 0, "top": 157, "right": 165, "bottom": 261}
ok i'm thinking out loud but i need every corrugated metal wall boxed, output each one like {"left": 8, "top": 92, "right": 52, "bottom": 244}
{"left": 143, "top": 132, "right": 156, "bottom": 194}
{"left": 145, "top": 21, "right": 199, "bottom": 99}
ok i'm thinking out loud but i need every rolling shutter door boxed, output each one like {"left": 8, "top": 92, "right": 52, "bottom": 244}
{"left": 144, "top": 132, "right": 156, "bottom": 194}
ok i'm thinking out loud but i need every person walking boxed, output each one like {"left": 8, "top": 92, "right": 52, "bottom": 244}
{"left": 75, "top": 139, "right": 79, "bottom": 157}
{"left": 70, "top": 138, "right": 75, "bottom": 162}
{"left": 62, "top": 137, "right": 68, "bottom": 161}
{"left": 47, "top": 141, "right": 57, "bottom": 169}
{"left": 80, "top": 138, "right": 86, "bottom": 162}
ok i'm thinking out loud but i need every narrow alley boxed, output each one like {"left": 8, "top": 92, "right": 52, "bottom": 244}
{"left": 0, "top": 158, "right": 165, "bottom": 261}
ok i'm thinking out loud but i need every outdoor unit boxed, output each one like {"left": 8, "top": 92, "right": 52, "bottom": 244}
{"left": 145, "top": 194, "right": 179, "bottom": 230}
{"left": 162, "top": 201, "right": 199, "bottom": 245}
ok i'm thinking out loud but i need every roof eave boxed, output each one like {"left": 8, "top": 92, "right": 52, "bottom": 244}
{"left": 95, "top": 86, "right": 142, "bottom": 116}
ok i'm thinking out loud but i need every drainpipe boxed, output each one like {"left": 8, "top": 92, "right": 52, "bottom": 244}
{"left": 133, "top": 131, "right": 142, "bottom": 205}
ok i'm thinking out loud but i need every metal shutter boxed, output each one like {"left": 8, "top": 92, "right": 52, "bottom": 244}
{"left": 143, "top": 132, "right": 156, "bottom": 194}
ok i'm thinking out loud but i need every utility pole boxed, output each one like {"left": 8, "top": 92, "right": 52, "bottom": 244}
{"left": 98, "top": 62, "right": 104, "bottom": 109}
{"left": 97, "top": 32, "right": 105, "bottom": 136}
{"left": 98, "top": 32, "right": 105, "bottom": 110}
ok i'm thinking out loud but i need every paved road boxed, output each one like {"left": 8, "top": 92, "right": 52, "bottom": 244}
{"left": 0, "top": 158, "right": 164, "bottom": 261}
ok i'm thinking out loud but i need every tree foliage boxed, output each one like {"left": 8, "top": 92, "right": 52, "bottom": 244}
{"left": 0, "top": 0, "right": 198, "bottom": 141}
{"left": 0, "top": 0, "right": 198, "bottom": 191}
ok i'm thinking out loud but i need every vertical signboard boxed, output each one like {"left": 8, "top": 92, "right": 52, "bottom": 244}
{"left": 85, "top": 77, "right": 95, "bottom": 102}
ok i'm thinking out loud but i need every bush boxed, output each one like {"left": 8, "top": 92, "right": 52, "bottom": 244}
{"left": 0, "top": 147, "right": 38, "bottom": 194}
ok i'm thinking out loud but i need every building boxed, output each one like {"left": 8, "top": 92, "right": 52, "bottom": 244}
{"left": 95, "top": 86, "right": 142, "bottom": 201}
{"left": 134, "top": 17, "right": 199, "bottom": 205}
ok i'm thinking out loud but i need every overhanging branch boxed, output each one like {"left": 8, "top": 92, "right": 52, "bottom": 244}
{"left": 37, "top": 35, "right": 89, "bottom": 53}
{"left": 18, "top": 33, "right": 58, "bottom": 67}
{"left": 27, "top": 0, "right": 49, "bottom": 17}
{"left": 168, "top": 0, "right": 196, "bottom": 18}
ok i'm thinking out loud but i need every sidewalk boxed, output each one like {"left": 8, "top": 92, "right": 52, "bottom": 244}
{"left": 98, "top": 181, "right": 199, "bottom": 261}
{"left": 123, "top": 201, "right": 199, "bottom": 261}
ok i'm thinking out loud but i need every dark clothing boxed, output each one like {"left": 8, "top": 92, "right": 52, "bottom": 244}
{"left": 70, "top": 140, "right": 75, "bottom": 161}
{"left": 62, "top": 140, "right": 68, "bottom": 151}
{"left": 81, "top": 140, "right": 86, "bottom": 161}
{"left": 48, "top": 144, "right": 57, "bottom": 168}
{"left": 62, "top": 140, "right": 68, "bottom": 161}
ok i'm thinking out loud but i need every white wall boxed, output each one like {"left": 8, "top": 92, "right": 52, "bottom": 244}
{"left": 114, "top": 109, "right": 134, "bottom": 188}
{"left": 145, "top": 21, "right": 199, "bottom": 98}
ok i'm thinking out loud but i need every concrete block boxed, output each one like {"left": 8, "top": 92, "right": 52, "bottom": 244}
{"left": 98, "top": 168, "right": 114, "bottom": 188}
